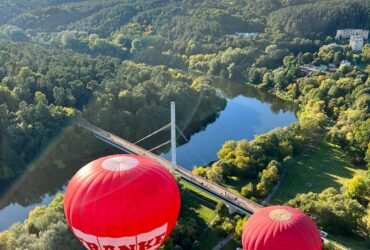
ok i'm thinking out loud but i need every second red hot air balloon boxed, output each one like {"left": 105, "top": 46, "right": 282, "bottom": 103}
{"left": 64, "top": 154, "right": 181, "bottom": 250}
{"left": 242, "top": 205, "right": 322, "bottom": 250}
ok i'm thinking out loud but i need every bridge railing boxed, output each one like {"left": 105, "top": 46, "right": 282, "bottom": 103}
{"left": 174, "top": 166, "right": 262, "bottom": 213}
{"left": 77, "top": 120, "right": 263, "bottom": 214}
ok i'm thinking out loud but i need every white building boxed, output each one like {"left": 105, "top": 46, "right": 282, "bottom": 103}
{"left": 336, "top": 29, "right": 369, "bottom": 40}
{"left": 234, "top": 32, "right": 259, "bottom": 38}
{"left": 340, "top": 60, "right": 351, "bottom": 66}
{"left": 350, "top": 36, "right": 364, "bottom": 51}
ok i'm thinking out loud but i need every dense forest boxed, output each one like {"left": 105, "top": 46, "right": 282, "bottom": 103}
{"left": 0, "top": 42, "right": 225, "bottom": 180}
{"left": 0, "top": 0, "right": 369, "bottom": 249}
{"left": 268, "top": 0, "right": 370, "bottom": 36}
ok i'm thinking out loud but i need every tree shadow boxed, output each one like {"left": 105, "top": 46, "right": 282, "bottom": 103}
{"left": 272, "top": 142, "right": 365, "bottom": 204}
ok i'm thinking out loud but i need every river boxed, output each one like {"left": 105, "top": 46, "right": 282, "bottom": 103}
{"left": 0, "top": 82, "right": 297, "bottom": 231}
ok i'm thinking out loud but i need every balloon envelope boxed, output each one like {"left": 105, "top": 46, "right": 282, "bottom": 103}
{"left": 64, "top": 154, "right": 181, "bottom": 250}
{"left": 242, "top": 205, "right": 322, "bottom": 250}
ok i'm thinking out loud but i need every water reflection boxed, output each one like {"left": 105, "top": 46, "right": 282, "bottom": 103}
{"left": 159, "top": 89, "right": 297, "bottom": 169}
{"left": 211, "top": 79, "right": 297, "bottom": 114}
{"left": 0, "top": 82, "right": 297, "bottom": 230}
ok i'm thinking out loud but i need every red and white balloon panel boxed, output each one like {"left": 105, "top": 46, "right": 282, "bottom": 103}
{"left": 64, "top": 155, "right": 181, "bottom": 250}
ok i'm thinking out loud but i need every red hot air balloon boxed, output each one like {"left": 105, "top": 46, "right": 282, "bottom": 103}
{"left": 64, "top": 154, "right": 181, "bottom": 250}
{"left": 242, "top": 205, "right": 322, "bottom": 250}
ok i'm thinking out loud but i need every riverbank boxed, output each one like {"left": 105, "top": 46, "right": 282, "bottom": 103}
{"left": 0, "top": 81, "right": 297, "bottom": 231}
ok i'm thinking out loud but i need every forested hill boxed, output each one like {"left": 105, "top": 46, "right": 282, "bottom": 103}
{"left": 268, "top": 0, "right": 370, "bottom": 36}
{"left": 0, "top": 0, "right": 369, "bottom": 57}
{"left": 0, "top": 0, "right": 85, "bottom": 27}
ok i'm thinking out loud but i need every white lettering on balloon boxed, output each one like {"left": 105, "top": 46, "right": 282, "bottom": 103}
{"left": 72, "top": 223, "right": 168, "bottom": 250}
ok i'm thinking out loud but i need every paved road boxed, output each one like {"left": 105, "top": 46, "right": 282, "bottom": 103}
{"left": 78, "top": 120, "right": 263, "bottom": 215}
{"left": 212, "top": 233, "right": 235, "bottom": 250}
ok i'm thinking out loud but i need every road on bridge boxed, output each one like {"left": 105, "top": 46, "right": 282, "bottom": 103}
{"left": 78, "top": 120, "right": 263, "bottom": 215}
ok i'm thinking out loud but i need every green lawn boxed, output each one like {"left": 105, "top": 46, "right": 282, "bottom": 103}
{"left": 327, "top": 234, "right": 369, "bottom": 250}
{"left": 196, "top": 204, "right": 217, "bottom": 224}
{"left": 271, "top": 142, "right": 366, "bottom": 204}
{"left": 181, "top": 181, "right": 218, "bottom": 224}
{"left": 181, "top": 181, "right": 220, "bottom": 249}
{"left": 181, "top": 182, "right": 241, "bottom": 250}
{"left": 181, "top": 181, "right": 220, "bottom": 203}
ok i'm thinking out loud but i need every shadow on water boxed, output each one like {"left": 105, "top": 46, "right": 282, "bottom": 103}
{"left": 0, "top": 126, "right": 121, "bottom": 208}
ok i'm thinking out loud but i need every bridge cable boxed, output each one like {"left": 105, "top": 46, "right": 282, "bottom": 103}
{"left": 177, "top": 142, "right": 198, "bottom": 168}
{"left": 134, "top": 123, "right": 171, "bottom": 145}
{"left": 176, "top": 126, "right": 208, "bottom": 166}
{"left": 148, "top": 140, "right": 171, "bottom": 152}
{"left": 175, "top": 128, "right": 200, "bottom": 167}
{"left": 176, "top": 126, "right": 189, "bottom": 142}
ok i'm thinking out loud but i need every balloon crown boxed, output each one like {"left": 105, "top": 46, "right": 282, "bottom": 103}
{"left": 269, "top": 209, "right": 292, "bottom": 221}
{"left": 101, "top": 156, "right": 139, "bottom": 171}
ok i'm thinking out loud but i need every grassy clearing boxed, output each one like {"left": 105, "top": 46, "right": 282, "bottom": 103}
{"left": 181, "top": 181, "right": 220, "bottom": 203}
{"left": 327, "top": 234, "right": 369, "bottom": 250}
{"left": 271, "top": 142, "right": 366, "bottom": 204}
{"left": 181, "top": 181, "right": 241, "bottom": 250}
{"left": 270, "top": 141, "right": 367, "bottom": 250}
{"left": 181, "top": 181, "right": 219, "bottom": 249}
{"left": 181, "top": 181, "right": 218, "bottom": 224}
{"left": 196, "top": 204, "right": 217, "bottom": 224}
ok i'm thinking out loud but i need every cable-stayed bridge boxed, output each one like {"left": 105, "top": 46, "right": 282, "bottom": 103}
{"left": 77, "top": 119, "right": 262, "bottom": 215}
{"left": 77, "top": 102, "right": 262, "bottom": 215}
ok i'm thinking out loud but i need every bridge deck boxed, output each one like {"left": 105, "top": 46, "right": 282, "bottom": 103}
{"left": 78, "top": 120, "right": 263, "bottom": 214}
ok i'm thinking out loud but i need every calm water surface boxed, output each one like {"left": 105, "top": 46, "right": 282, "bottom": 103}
{"left": 0, "top": 82, "right": 297, "bottom": 230}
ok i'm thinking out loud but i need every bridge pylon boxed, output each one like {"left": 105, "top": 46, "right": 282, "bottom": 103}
{"left": 171, "top": 102, "right": 177, "bottom": 170}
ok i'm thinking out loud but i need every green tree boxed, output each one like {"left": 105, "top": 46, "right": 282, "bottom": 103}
{"left": 299, "top": 101, "right": 329, "bottom": 138}
{"left": 352, "top": 119, "right": 370, "bottom": 151}
{"left": 362, "top": 44, "right": 370, "bottom": 62}
{"left": 343, "top": 173, "right": 370, "bottom": 201}
{"left": 217, "top": 141, "right": 237, "bottom": 161}
{"left": 234, "top": 217, "right": 248, "bottom": 240}
{"left": 362, "top": 208, "right": 370, "bottom": 238}
{"left": 60, "top": 31, "right": 76, "bottom": 48}
{"left": 0, "top": 194, "right": 82, "bottom": 250}
{"left": 207, "top": 163, "right": 224, "bottom": 184}
{"left": 241, "top": 183, "right": 255, "bottom": 198}
{"left": 288, "top": 188, "right": 366, "bottom": 236}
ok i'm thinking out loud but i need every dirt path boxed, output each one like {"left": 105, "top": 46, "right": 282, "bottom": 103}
{"left": 212, "top": 233, "right": 235, "bottom": 250}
